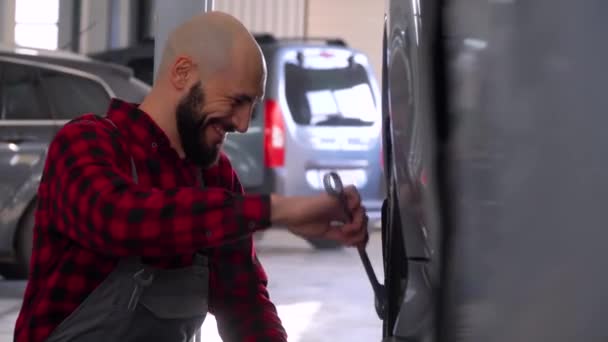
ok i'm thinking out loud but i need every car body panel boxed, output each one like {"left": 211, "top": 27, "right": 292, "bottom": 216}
{"left": 222, "top": 104, "right": 265, "bottom": 189}
{"left": 439, "top": 1, "right": 608, "bottom": 341}
{"left": 383, "top": 0, "right": 443, "bottom": 340}
{"left": 0, "top": 166, "right": 42, "bottom": 258}
{"left": 386, "top": 0, "right": 608, "bottom": 341}
{"left": 0, "top": 124, "right": 49, "bottom": 257}
{"left": 386, "top": 0, "right": 431, "bottom": 260}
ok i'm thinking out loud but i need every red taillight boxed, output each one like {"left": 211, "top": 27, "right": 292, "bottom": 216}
{"left": 263, "top": 100, "right": 285, "bottom": 168}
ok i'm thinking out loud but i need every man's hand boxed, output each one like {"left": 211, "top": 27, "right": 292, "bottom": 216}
{"left": 270, "top": 186, "right": 369, "bottom": 248}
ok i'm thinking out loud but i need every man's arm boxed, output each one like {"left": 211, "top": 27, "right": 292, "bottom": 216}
{"left": 208, "top": 156, "right": 287, "bottom": 342}
{"left": 46, "top": 118, "right": 270, "bottom": 258}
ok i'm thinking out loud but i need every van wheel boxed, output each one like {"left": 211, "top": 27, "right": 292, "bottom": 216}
{"left": 0, "top": 264, "right": 25, "bottom": 280}
{"left": 15, "top": 201, "right": 36, "bottom": 279}
{"left": 0, "top": 202, "right": 35, "bottom": 280}
{"left": 306, "top": 238, "right": 343, "bottom": 250}
{"left": 382, "top": 182, "right": 407, "bottom": 337}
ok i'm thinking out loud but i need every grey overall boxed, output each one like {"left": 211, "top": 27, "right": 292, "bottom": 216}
{"left": 46, "top": 156, "right": 209, "bottom": 342}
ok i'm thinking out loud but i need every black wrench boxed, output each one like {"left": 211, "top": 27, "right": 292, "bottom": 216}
{"left": 323, "top": 171, "right": 386, "bottom": 318}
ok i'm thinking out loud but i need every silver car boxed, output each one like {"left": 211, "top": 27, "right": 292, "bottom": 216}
{"left": 0, "top": 45, "right": 150, "bottom": 279}
{"left": 93, "top": 35, "right": 385, "bottom": 249}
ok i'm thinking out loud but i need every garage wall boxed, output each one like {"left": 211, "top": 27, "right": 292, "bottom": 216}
{"left": 0, "top": 0, "right": 385, "bottom": 80}
{"left": 57, "top": 0, "right": 76, "bottom": 51}
{"left": 215, "top": 0, "right": 385, "bottom": 80}
{"left": 107, "top": 0, "right": 138, "bottom": 49}
{"left": 215, "top": 0, "right": 306, "bottom": 37}
{"left": 78, "top": 0, "right": 111, "bottom": 53}
{"left": 306, "top": 0, "right": 385, "bottom": 81}
{"left": 138, "top": 0, "right": 306, "bottom": 43}
{"left": 0, "top": 0, "right": 16, "bottom": 45}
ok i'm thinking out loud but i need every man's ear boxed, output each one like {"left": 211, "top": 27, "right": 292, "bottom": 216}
{"left": 170, "top": 56, "right": 196, "bottom": 90}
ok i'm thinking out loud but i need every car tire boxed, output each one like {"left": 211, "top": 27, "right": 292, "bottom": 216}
{"left": 382, "top": 181, "right": 407, "bottom": 338}
{"left": 306, "top": 238, "right": 343, "bottom": 250}
{"left": 380, "top": 18, "right": 409, "bottom": 338}
{"left": 0, "top": 201, "right": 35, "bottom": 280}
{"left": 0, "top": 264, "right": 26, "bottom": 280}
{"left": 16, "top": 201, "right": 36, "bottom": 279}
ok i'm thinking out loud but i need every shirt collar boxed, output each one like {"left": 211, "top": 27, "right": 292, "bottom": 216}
{"left": 105, "top": 98, "right": 172, "bottom": 151}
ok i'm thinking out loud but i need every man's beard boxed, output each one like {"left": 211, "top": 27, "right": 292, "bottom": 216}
{"left": 176, "top": 82, "right": 221, "bottom": 168}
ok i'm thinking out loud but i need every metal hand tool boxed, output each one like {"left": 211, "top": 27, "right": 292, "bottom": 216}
{"left": 323, "top": 171, "right": 386, "bottom": 318}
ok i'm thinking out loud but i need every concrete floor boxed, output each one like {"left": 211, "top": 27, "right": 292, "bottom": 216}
{"left": 0, "top": 229, "right": 384, "bottom": 342}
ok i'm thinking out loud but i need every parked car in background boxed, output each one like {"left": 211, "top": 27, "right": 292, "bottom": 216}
{"left": 0, "top": 45, "right": 150, "bottom": 104}
{"left": 93, "top": 34, "right": 385, "bottom": 249}
{"left": 0, "top": 45, "right": 150, "bottom": 279}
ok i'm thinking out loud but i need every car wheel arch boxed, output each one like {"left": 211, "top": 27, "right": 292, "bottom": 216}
{"left": 13, "top": 196, "right": 38, "bottom": 261}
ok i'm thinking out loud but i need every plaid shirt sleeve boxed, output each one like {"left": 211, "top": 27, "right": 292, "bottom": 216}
{"left": 47, "top": 118, "right": 271, "bottom": 257}
{"left": 209, "top": 156, "right": 288, "bottom": 342}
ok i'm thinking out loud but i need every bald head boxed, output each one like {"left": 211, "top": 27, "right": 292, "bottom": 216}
{"left": 140, "top": 11, "right": 267, "bottom": 168}
{"left": 158, "top": 11, "right": 264, "bottom": 83}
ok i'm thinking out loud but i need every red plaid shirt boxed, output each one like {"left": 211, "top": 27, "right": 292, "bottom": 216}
{"left": 14, "top": 99, "right": 287, "bottom": 342}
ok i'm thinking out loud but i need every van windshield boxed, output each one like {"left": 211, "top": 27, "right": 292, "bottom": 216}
{"left": 284, "top": 61, "right": 377, "bottom": 126}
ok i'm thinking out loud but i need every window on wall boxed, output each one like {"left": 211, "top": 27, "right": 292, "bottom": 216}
{"left": 14, "top": 0, "right": 60, "bottom": 50}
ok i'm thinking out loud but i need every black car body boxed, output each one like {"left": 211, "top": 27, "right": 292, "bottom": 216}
{"left": 382, "top": 0, "right": 608, "bottom": 341}
{"left": 381, "top": 0, "right": 440, "bottom": 339}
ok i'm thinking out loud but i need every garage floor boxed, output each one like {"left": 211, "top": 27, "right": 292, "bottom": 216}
{"left": 0, "top": 229, "right": 384, "bottom": 342}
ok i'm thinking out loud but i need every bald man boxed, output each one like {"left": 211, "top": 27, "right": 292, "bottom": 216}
{"left": 14, "top": 11, "right": 368, "bottom": 342}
